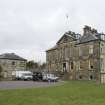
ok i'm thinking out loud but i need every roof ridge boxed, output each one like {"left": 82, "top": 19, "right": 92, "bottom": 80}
{"left": 0, "top": 53, "right": 27, "bottom": 61}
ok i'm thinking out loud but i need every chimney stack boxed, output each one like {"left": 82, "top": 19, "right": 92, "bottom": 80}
{"left": 83, "top": 25, "right": 92, "bottom": 35}
{"left": 91, "top": 28, "right": 98, "bottom": 34}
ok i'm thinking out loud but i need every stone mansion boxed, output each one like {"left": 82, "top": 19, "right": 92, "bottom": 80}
{"left": 46, "top": 25, "right": 105, "bottom": 83}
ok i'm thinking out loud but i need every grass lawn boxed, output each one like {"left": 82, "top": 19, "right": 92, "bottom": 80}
{"left": 0, "top": 81, "right": 105, "bottom": 105}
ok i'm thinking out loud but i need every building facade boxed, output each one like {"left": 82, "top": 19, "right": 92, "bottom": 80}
{"left": 46, "top": 26, "right": 105, "bottom": 83}
{"left": 0, "top": 53, "right": 27, "bottom": 79}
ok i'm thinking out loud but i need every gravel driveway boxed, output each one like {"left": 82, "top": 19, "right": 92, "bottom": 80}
{"left": 0, "top": 81, "right": 64, "bottom": 90}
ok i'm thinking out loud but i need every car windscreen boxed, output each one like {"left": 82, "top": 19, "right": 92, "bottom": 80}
{"left": 23, "top": 73, "right": 32, "bottom": 76}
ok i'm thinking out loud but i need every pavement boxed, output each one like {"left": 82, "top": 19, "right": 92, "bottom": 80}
{"left": 0, "top": 80, "right": 64, "bottom": 90}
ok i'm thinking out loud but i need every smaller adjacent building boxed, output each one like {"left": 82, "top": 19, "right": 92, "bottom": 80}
{"left": 0, "top": 53, "right": 27, "bottom": 79}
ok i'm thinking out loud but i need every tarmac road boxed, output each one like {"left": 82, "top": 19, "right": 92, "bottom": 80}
{"left": 0, "top": 80, "right": 64, "bottom": 90}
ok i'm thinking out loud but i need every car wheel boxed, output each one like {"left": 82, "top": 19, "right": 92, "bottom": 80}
{"left": 28, "top": 78, "right": 30, "bottom": 81}
{"left": 48, "top": 79, "right": 51, "bottom": 82}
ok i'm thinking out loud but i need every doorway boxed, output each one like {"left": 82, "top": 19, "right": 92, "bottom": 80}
{"left": 63, "top": 63, "right": 66, "bottom": 72}
{"left": 4, "top": 71, "right": 7, "bottom": 78}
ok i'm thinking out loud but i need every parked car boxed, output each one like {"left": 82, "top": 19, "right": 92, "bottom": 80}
{"left": 42, "top": 73, "right": 59, "bottom": 82}
{"left": 21, "top": 73, "right": 33, "bottom": 80}
{"left": 33, "top": 72, "right": 43, "bottom": 81}
{"left": 32, "top": 72, "right": 59, "bottom": 82}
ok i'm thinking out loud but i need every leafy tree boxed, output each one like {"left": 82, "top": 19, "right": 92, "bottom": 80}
{"left": 40, "top": 62, "right": 46, "bottom": 70}
{"left": 26, "top": 61, "right": 46, "bottom": 72}
{"left": 26, "top": 60, "right": 35, "bottom": 69}
{"left": 26, "top": 61, "right": 39, "bottom": 70}
{"left": 34, "top": 62, "right": 39, "bottom": 69}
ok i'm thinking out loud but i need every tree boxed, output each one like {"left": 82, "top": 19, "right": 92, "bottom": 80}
{"left": 40, "top": 62, "right": 46, "bottom": 70}
{"left": 26, "top": 60, "right": 35, "bottom": 69}
{"left": 26, "top": 61, "right": 40, "bottom": 71}
{"left": 26, "top": 61, "right": 46, "bottom": 72}
{"left": 34, "top": 62, "right": 39, "bottom": 69}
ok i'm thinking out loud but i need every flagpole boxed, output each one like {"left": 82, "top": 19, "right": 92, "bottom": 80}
{"left": 66, "top": 14, "right": 69, "bottom": 31}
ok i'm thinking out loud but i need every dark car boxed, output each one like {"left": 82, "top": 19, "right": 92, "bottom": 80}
{"left": 32, "top": 72, "right": 43, "bottom": 81}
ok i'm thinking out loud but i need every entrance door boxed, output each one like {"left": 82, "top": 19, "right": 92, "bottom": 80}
{"left": 4, "top": 71, "right": 7, "bottom": 78}
{"left": 63, "top": 63, "right": 66, "bottom": 72}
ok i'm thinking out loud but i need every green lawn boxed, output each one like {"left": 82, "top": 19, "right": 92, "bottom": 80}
{"left": 0, "top": 81, "right": 105, "bottom": 105}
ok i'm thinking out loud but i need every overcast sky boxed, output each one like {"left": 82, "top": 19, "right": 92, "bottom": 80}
{"left": 0, "top": 0, "right": 105, "bottom": 62}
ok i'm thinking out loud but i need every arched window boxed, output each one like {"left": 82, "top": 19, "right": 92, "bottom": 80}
{"left": 71, "top": 62, "right": 73, "bottom": 69}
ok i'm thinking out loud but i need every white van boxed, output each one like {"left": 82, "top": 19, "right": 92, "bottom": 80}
{"left": 12, "top": 71, "right": 32, "bottom": 80}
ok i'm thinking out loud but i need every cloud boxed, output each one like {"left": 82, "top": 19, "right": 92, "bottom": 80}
{"left": 0, "top": 0, "right": 105, "bottom": 62}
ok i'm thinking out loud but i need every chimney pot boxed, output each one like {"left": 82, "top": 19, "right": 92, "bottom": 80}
{"left": 83, "top": 25, "right": 91, "bottom": 35}
{"left": 91, "top": 28, "right": 97, "bottom": 34}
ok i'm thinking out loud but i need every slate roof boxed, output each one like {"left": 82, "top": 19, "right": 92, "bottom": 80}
{"left": 77, "top": 33, "right": 98, "bottom": 44}
{"left": 0, "top": 53, "right": 27, "bottom": 61}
